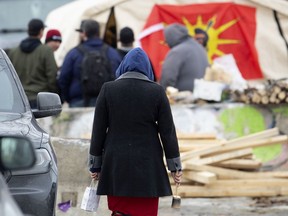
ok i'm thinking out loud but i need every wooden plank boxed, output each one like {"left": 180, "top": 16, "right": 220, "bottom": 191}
{"left": 178, "top": 142, "right": 222, "bottom": 152}
{"left": 206, "top": 135, "right": 288, "bottom": 157}
{"left": 216, "top": 159, "right": 262, "bottom": 170}
{"left": 183, "top": 171, "right": 217, "bottom": 184}
{"left": 226, "top": 127, "right": 279, "bottom": 144}
{"left": 185, "top": 163, "right": 288, "bottom": 179}
{"left": 272, "top": 172, "right": 288, "bottom": 178}
{"left": 176, "top": 184, "right": 288, "bottom": 197}
{"left": 210, "top": 179, "right": 288, "bottom": 187}
{"left": 194, "top": 148, "right": 253, "bottom": 165}
{"left": 178, "top": 139, "right": 223, "bottom": 145}
{"left": 185, "top": 163, "right": 257, "bottom": 179}
{"left": 177, "top": 132, "right": 217, "bottom": 140}
{"left": 181, "top": 133, "right": 286, "bottom": 161}
{"left": 179, "top": 145, "right": 209, "bottom": 152}
{"left": 181, "top": 128, "right": 279, "bottom": 161}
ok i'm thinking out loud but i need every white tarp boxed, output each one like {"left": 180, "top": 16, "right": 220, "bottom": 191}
{"left": 45, "top": 0, "right": 288, "bottom": 80}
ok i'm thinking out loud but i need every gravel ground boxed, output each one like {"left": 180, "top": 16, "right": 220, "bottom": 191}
{"left": 56, "top": 193, "right": 288, "bottom": 216}
{"left": 157, "top": 196, "right": 288, "bottom": 216}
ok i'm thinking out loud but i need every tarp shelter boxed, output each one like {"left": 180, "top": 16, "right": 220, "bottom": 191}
{"left": 45, "top": 0, "right": 288, "bottom": 81}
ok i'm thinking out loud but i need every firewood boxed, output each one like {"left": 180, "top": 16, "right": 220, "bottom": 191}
{"left": 261, "top": 96, "right": 269, "bottom": 104}
{"left": 272, "top": 85, "right": 282, "bottom": 94}
{"left": 251, "top": 92, "right": 261, "bottom": 104}
{"left": 269, "top": 93, "right": 277, "bottom": 103}
{"left": 278, "top": 91, "right": 286, "bottom": 100}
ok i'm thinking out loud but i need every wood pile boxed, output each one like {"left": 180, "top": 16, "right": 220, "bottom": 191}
{"left": 170, "top": 128, "right": 288, "bottom": 198}
{"left": 231, "top": 79, "right": 288, "bottom": 104}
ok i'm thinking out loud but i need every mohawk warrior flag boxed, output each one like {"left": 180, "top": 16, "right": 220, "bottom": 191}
{"left": 140, "top": 3, "right": 262, "bottom": 81}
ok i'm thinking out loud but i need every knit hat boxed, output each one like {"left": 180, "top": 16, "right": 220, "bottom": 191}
{"left": 120, "top": 27, "right": 134, "bottom": 44}
{"left": 45, "top": 29, "right": 62, "bottom": 43}
{"left": 28, "top": 19, "right": 45, "bottom": 36}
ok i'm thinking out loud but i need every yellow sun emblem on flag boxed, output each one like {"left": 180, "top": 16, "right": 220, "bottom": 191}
{"left": 183, "top": 16, "right": 239, "bottom": 63}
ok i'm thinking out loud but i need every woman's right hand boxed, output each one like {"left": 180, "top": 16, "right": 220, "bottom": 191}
{"left": 171, "top": 170, "right": 182, "bottom": 185}
{"left": 90, "top": 172, "right": 100, "bottom": 180}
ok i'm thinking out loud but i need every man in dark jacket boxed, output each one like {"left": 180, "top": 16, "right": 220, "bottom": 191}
{"left": 58, "top": 19, "right": 122, "bottom": 107}
{"left": 8, "top": 19, "right": 59, "bottom": 108}
{"left": 117, "top": 26, "right": 135, "bottom": 60}
{"left": 160, "top": 23, "right": 209, "bottom": 92}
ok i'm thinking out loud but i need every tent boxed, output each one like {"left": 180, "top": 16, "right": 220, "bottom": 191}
{"left": 45, "top": 0, "right": 288, "bottom": 81}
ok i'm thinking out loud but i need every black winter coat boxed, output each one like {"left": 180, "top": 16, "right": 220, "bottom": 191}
{"left": 89, "top": 59, "right": 180, "bottom": 197}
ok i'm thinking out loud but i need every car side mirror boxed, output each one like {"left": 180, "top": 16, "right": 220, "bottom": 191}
{"left": 33, "top": 92, "right": 62, "bottom": 118}
{"left": 0, "top": 136, "right": 36, "bottom": 171}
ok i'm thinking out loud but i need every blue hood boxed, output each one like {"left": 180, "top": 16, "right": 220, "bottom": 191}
{"left": 115, "top": 48, "right": 154, "bottom": 81}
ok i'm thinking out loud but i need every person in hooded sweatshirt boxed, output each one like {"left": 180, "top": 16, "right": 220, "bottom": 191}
{"left": 160, "top": 23, "right": 209, "bottom": 92}
{"left": 8, "top": 19, "right": 59, "bottom": 109}
{"left": 89, "top": 47, "right": 182, "bottom": 216}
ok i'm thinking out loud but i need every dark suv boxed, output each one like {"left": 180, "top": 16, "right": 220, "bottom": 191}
{"left": 0, "top": 48, "right": 62, "bottom": 216}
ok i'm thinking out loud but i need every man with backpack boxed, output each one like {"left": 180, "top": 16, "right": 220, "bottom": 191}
{"left": 58, "top": 19, "right": 122, "bottom": 107}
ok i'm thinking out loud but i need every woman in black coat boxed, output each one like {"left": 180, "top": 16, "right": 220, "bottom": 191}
{"left": 89, "top": 47, "right": 182, "bottom": 216}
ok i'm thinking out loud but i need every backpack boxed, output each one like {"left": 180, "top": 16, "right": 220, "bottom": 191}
{"left": 77, "top": 44, "right": 114, "bottom": 105}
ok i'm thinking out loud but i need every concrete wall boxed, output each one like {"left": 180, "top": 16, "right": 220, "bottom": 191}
{"left": 51, "top": 137, "right": 112, "bottom": 215}
{"left": 37, "top": 104, "right": 288, "bottom": 215}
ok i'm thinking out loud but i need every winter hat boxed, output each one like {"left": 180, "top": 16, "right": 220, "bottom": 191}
{"left": 45, "top": 29, "right": 62, "bottom": 43}
{"left": 120, "top": 27, "right": 134, "bottom": 44}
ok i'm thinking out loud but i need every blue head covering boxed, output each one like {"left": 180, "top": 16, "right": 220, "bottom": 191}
{"left": 115, "top": 48, "right": 154, "bottom": 81}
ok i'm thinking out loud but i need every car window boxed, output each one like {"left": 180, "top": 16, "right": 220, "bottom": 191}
{"left": 0, "top": 58, "right": 25, "bottom": 113}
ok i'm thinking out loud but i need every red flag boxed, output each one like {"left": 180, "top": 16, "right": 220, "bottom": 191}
{"left": 140, "top": 3, "right": 262, "bottom": 81}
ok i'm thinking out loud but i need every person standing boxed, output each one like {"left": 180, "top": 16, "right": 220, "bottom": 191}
{"left": 194, "top": 28, "right": 209, "bottom": 50}
{"left": 117, "top": 27, "right": 135, "bottom": 60}
{"left": 8, "top": 18, "right": 59, "bottom": 108}
{"left": 75, "top": 20, "right": 88, "bottom": 44}
{"left": 58, "top": 19, "right": 121, "bottom": 107}
{"left": 45, "top": 29, "right": 62, "bottom": 52}
{"left": 89, "top": 48, "right": 182, "bottom": 216}
{"left": 160, "top": 23, "right": 209, "bottom": 92}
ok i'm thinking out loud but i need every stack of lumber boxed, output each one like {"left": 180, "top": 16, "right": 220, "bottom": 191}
{"left": 231, "top": 79, "right": 288, "bottom": 104}
{"left": 171, "top": 128, "right": 288, "bottom": 198}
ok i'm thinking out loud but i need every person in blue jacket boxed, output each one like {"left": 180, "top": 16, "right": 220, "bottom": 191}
{"left": 58, "top": 19, "right": 121, "bottom": 107}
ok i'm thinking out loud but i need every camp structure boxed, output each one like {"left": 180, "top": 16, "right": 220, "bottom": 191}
{"left": 45, "top": 0, "right": 288, "bottom": 81}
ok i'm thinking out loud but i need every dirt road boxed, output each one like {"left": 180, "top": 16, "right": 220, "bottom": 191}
{"left": 57, "top": 196, "right": 288, "bottom": 216}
